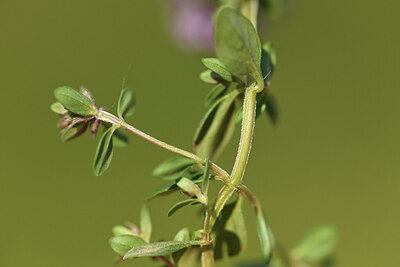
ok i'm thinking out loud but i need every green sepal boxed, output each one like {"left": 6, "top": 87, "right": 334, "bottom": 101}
{"left": 54, "top": 86, "right": 97, "bottom": 116}
{"left": 109, "top": 235, "right": 147, "bottom": 257}
{"left": 201, "top": 58, "right": 233, "bottom": 82}
{"left": 51, "top": 102, "right": 68, "bottom": 115}
{"left": 153, "top": 157, "right": 197, "bottom": 178}
{"left": 93, "top": 127, "right": 116, "bottom": 176}
{"left": 123, "top": 240, "right": 207, "bottom": 259}
{"left": 256, "top": 208, "right": 274, "bottom": 264}
{"left": 214, "top": 7, "right": 262, "bottom": 81}
{"left": 117, "top": 89, "right": 135, "bottom": 118}
{"left": 291, "top": 225, "right": 338, "bottom": 264}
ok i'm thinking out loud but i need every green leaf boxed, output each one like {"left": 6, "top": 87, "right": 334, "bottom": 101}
{"left": 261, "top": 42, "right": 276, "bottom": 81}
{"left": 168, "top": 199, "right": 198, "bottom": 217}
{"left": 117, "top": 89, "right": 135, "bottom": 118}
{"left": 214, "top": 7, "right": 262, "bottom": 80}
{"left": 202, "top": 157, "right": 210, "bottom": 196}
{"left": 225, "top": 194, "right": 247, "bottom": 255}
{"left": 174, "top": 228, "right": 190, "bottom": 242}
{"left": 291, "top": 225, "right": 338, "bottom": 264}
{"left": 177, "top": 178, "right": 206, "bottom": 203}
{"left": 54, "top": 86, "right": 97, "bottom": 116}
{"left": 202, "top": 58, "right": 233, "bottom": 82}
{"left": 112, "top": 129, "right": 129, "bottom": 147}
{"left": 204, "top": 84, "right": 227, "bottom": 107}
{"left": 109, "top": 235, "right": 147, "bottom": 257}
{"left": 93, "top": 127, "right": 116, "bottom": 176}
{"left": 200, "top": 70, "right": 218, "bottom": 84}
{"left": 193, "top": 90, "right": 239, "bottom": 159}
{"left": 112, "top": 225, "right": 135, "bottom": 236}
{"left": 50, "top": 102, "right": 68, "bottom": 114}
{"left": 60, "top": 121, "right": 88, "bottom": 142}
{"left": 140, "top": 203, "right": 152, "bottom": 243}
{"left": 123, "top": 240, "right": 207, "bottom": 259}
{"left": 265, "top": 93, "right": 279, "bottom": 125}
{"left": 153, "top": 157, "right": 197, "bottom": 178}
{"left": 146, "top": 173, "right": 207, "bottom": 200}
{"left": 213, "top": 196, "right": 247, "bottom": 259}
{"left": 256, "top": 209, "right": 274, "bottom": 264}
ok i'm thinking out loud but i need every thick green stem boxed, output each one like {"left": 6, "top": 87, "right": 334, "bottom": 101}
{"left": 97, "top": 110, "right": 230, "bottom": 180}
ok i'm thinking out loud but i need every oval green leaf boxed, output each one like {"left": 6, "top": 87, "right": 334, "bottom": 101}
{"left": 93, "top": 127, "right": 116, "bottom": 176}
{"left": 167, "top": 199, "right": 198, "bottom": 217}
{"left": 214, "top": 7, "right": 262, "bottom": 80}
{"left": 117, "top": 89, "right": 135, "bottom": 118}
{"left": 50, "top": 102, "right": 68, "bottom": 115}
{"left": 54, "top": 86, "right": 97, "bottom": 116}
{"left": 202, "top": 58, "right": 233, "bottom": 82}
{"left": 256, "top": 209, "right": 274, "bottom": 264}
{"left": 109, "top": 235, "right": 147, "bottom": 257}
{"left": 123, "top": 240, "right": 207, "bottom": 259}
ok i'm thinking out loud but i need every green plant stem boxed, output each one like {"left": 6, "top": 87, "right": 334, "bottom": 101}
{"left": 97, "top": 110, "right": 230, "bottom": 180}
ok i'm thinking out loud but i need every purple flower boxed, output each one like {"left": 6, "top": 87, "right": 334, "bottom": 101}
{"left": 168, "top": 0, "right": 216, "bottom": 51}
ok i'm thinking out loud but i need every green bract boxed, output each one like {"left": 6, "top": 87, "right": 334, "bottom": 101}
{"left": 214, "top": 7, "right": 262, "bottom": 81}
{"left": 54, "top": 86, "right": 97, "bottom": 116}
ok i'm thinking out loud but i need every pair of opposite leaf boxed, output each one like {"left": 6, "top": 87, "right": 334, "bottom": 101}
{"left": 194, "top": 7, "right": 279, "bottom": 161}
{"left": 52, "top": 86, "right": 135, "bottom": 176}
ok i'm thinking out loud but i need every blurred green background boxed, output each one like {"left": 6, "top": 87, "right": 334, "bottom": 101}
{"left": 1, "top": 0, "right": 399, "bottom": 266}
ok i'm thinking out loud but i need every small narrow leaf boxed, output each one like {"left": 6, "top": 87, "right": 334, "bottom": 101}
{"left": 140, "top": 203, "right": 152, "bottom": 243}
{"left": 256, "top": 209, "right": 274, "bottom": 264}
{"left": 123, "top": 240, "right": 207, "bottom": 259}
{"left": 117, "top": 89, "right": 135, "bottom": 118}
{"left": 51, "top": 102, "right": 68, "bottom": 114}
{"left": 202, "top": 58, "right": 233, "bottom": 82}
{"left": 153, "top": 157, "right": 197, "bottom": 178}
{"left": 168, "top": 199, "right": 198, "bottom": 217}
{"left": 61, "top": 122, "right": 88, "bottom": 142}
{"left": 109, "top": 235, "right": 147, "bottom": 257}
{"left": 202, "top": 157, "right": 210, "bottom": 196}
{"left": 54, "top": 86, "right": 97, "bottom": 116}
{"left": 93, "top": 127, "right": 116, "bottom": 176}
{"left": 200, "top": 70, "right": 218, "bottom": 84}
{"left": 193, "top": 90, "right": 239, "bottom": 159}
{"left": 147, "top": 172, "right": 207, "bottom": 200}
{"left": 177, "top": 178, "right": 206, "bottom": 203}
{"left": 204, "top": 84, "right": 227, "bottom": 107}
{"left": 214, "top": 7, "right": 262, "bottom": 80}
{"left": 291, "top": 225, "right": 338, "bottom": 264}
